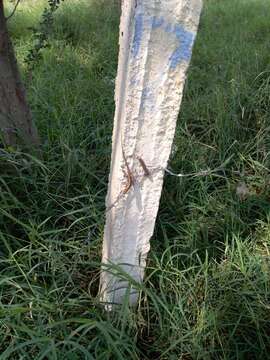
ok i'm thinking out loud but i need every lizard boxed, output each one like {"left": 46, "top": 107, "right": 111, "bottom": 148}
{"left": 106, "top": 141, "right": 134, "bottom": 212}
{"left": 121, "top": 144, "right": 134, "bottom": 194}
{"left": 137, "top": 156, "right": 150, "bottom": 177}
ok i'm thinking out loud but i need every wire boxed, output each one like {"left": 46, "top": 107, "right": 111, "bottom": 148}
{"left": 164, "top": 154, "right": 234, "bottom": 178}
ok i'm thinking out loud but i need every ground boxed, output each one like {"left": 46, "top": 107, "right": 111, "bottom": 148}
{"left": 1, "top": 0, "right": 270, "bottom": 358}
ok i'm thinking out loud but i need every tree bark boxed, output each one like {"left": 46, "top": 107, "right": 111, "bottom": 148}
{"left": 0, "top": 0, "right": 39, "bottom": 148}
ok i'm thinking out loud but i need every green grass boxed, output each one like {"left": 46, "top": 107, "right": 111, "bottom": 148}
{"left": 1, "top": 0, "right": 270, "bottom": 358}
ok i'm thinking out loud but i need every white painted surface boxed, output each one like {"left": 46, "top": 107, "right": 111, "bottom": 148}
{"left": 100, "top": 0, "right": 203, "bottom": 306}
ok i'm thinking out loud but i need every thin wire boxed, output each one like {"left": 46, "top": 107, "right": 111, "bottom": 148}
{"left": 164, "top": 168, "right": 211, "bottom": 178}
{"left": 164, "top": 154, "right": 234, "bottom": 178}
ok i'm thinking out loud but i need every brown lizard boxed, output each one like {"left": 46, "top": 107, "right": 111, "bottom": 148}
{"left": 106, "top": 144, "right": 134, "bottom": 212}
{"left": 137, "top": 156, "right": 150, "bottom": 177}
{"left": 121, "top": 145, "right": 134, "bottom": 194}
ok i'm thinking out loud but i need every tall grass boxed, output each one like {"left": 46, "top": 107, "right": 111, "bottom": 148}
{"left": 1, "top": 0, "right": 270, "bottom": 358}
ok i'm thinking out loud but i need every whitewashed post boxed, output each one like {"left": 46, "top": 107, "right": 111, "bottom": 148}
{"left": 100, "top": 0, "right": 203, "bottom": 306}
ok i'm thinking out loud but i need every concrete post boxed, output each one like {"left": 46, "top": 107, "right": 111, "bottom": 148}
{"left": 100, "top": 0, "right": 203, "bottom": 306}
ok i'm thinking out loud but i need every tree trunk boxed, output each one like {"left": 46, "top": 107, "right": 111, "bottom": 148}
{"left": 0, "top": 0, "right": 39, "bottom": 148}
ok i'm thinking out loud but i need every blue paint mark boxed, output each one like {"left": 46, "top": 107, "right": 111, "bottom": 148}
{"left": 142, "top": 87, "right": 149, "bottom": 101}
{"left": 170, "top": 24, "right": 195, "bottom": 69}
{"left": 132, "top": 13, "right": 144, "bottom": 58}
{"left": 141, "top": 86, "right": 152, "bottom": 104}
{"left": 150, "top": 15, "right": 195, "bottom": 69}
{"left": 141, "top": 86, "right": 155, "bottom": 112}
{"left": 152, "top": 16, "right": 164, "bottom": 29}
{"left": 165, "top": 23, "right": 173, "bottom": 33}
